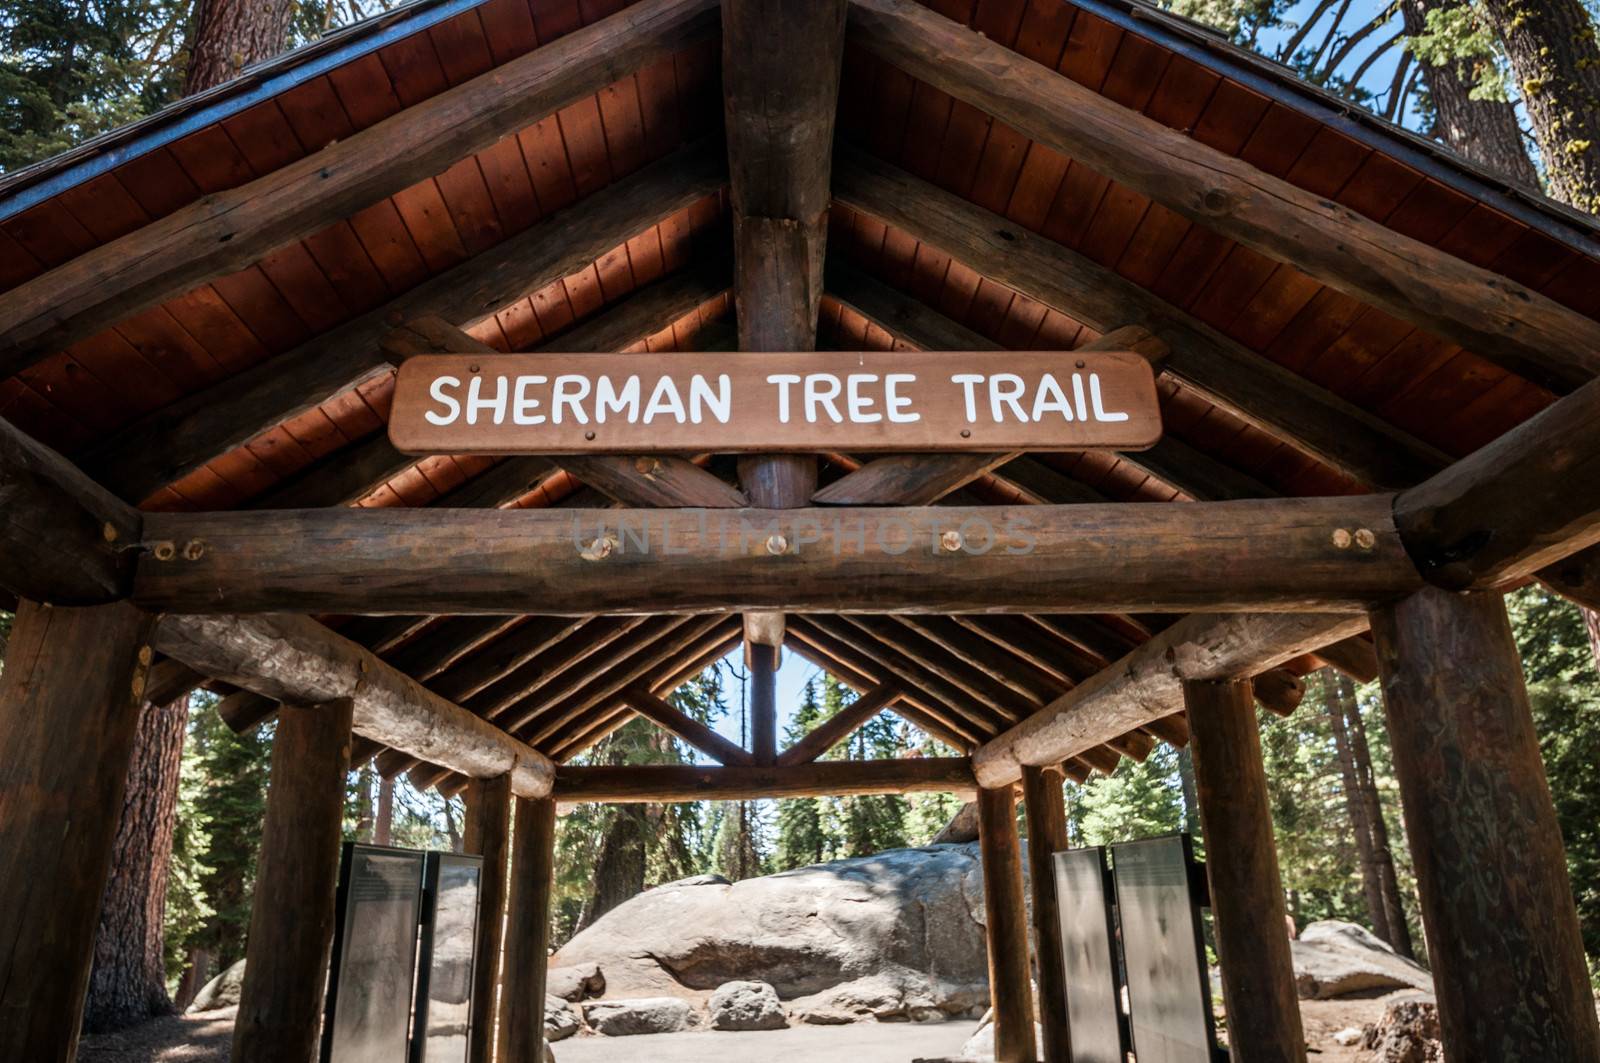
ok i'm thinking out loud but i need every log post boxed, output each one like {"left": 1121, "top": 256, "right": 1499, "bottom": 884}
{"left": 0, "top": 600, "right": 155, "bottom": 1062}
{"left": 231, "top": 699, "right": 354, "bottom": 1063}
{"left": 463, "top": 773, "right": 513, "bottom": 1063}
{"left": 501, "top": 796, "right": 558, "bottom": 1063}
{"left": 1021, "top": 766, "right": 1071, "bottom": 1063}
{"left": 1369, "top": 587, "right": 1600, "bottom": 1060}
{"left": 977, "top": 784, "right": 1039, "bottom": 1063}
{"left": 749, "top": 641, "right": 779, "bottom": 765}
{"left": 1184, "top": 678, "right": 1306, "bottom": 1063}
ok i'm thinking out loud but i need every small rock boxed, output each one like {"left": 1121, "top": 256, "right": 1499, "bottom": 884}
{"left": 547, "top": 962, "right": 605, "bottom": 1002}
{"left": 583, "top": 997, "right": 695, "bottom": 1036}
{"left": 1361, "top": 996, "right": 1442, "bottom": 1063}
{"left": 188, "top": 959, "right": 246, "bottom": 1013}
{"left": 1332, "top": 1026, "right": 1364, "bottom": 1046}
{"left": 545, "top": 996, "right": 580, "bottom": 1042}
{"left": 709, "top": 980, "right": 787, "bottom": 1031}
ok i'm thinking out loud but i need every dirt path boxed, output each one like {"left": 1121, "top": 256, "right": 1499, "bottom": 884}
{"left": 80, "top": 997, "right": 1395, "bottom": 1062}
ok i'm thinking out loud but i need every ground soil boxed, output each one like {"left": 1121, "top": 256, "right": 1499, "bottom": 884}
{"left": 78, "top": 995, "right": 1402, "bottom": 1062}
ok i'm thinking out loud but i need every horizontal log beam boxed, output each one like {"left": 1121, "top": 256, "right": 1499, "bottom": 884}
{"left": 846, "top": 0, "right": 1600, "bottom": 391}
{"left": 153, "top": 613, "right": 553, "bottom": 798}
{"left": 553, "top": 757, "right": 975, "bottom": 802}
{"left": 973, "top": 612, "right": 1368, "bottom": 788}
{"left": 1396, "top": 374, "right": 1600, "bottom": 591}
{"left": 0, "top": 0, "right": 720, "bottom": 378}
{"left": 131, "top": 497, "right": 1420, "bottom": 615}
{"left": 85, "top": 144, "right": 728, "bottom": 502}
{"left": 833, "top": 146, "right": 1447, "bottom": 489}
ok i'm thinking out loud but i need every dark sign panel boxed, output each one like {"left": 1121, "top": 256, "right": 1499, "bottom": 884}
{"left": 1111, "top": 835, "right": 1218, "bottom": 1063}
{"left": 322, "top": 844, "right": 426, "bottom": 1063}
{"left": 389, "top": 350, "right": 1163, "bottom": 454}
{"left": 1053, "top": 847, "right": 1128, "bottom": 1063}
{"left": 411, "top": 854, "right": 484, "bottom": 1063}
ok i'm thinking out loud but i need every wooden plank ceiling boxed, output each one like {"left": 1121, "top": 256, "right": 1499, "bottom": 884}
{"left": 2, "top": 0, "right": 1596, "bottom": 794}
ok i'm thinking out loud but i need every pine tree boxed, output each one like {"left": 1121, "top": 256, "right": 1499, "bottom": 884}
{"left": 774, "top": 680, "right": 829, "bottom": 870}
{"left": 184, "top": 701, "right": 271, "bottom": 974}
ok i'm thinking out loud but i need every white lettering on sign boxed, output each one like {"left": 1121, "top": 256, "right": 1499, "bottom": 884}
{"left": 389, "top": 351, "right": 1163, "bottom": 455}
{"left": 424, "top": 373, "right": 736, "bottom": 427}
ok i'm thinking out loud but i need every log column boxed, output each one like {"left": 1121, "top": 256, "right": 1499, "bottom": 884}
{"left": 977, "top": 784, "right": 1039, "bottom": 1063}
{"left": 748, "top": 641, "right": 779, "bottom": 764}
{"left": 232, "top": 698, "right": 354, "bottom": 1063}
{"left": 0, "top": 600, "right": 155, "bottom": 1062}
{"left": 464, "top": 773, "right": 513, "bottom": 1063}
{"left": 1022, "top": 766, "right": 1071, "bottom": 1063}
{"left": 501, "top": 796, "right": 558, "bottom": 1062}
{"left": 1370, "top": 587, "right": 1600, "bottom": 1060}
{"left": 1184, "top": 678, "right": 1306, "bottom": 1063}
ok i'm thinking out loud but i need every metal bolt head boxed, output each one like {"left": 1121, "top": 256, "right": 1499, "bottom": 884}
{"left": 182, "top": 539, "right": 206, "bottom": 561}
{"left": 584, "top": 431, "right": 597, "bottom": 441}
{"left": 959, "top": 429, "right": 972, "bottom": 439}
{"left": 138, "top": 645, "right": 154, "bottom": 666}
{"left": 1330, "top": 528, "right": 1353, "bottom": 550}
{"left": 940, "top": 529, "right": 963, "bottom": 552}
{"left": 151, "top": 541, "right": 176, "bottom": 562}
{"left": 766, "top": 534, "right": 788, "bottom": 555}
{"left": 634, "top": 456, "right": 659, "bottom": 475}
{"left": 102, "top": 522, "right": 119, "bottom": 543}
{"left": 1354, "top": 528, "right": 1377, "bottom": 551}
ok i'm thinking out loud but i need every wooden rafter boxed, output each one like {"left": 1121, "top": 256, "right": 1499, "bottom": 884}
{"left": 0, "top": 0, "right": 720, "bottom": 378}
{"left": 846, "top": 0, "right": 1600, "bottom": 391}
{"left": 831, "top": 145, "right": 1447, "bottom": 489}
{"left": 84, "top": 144, "right": 729, "bottom": 502}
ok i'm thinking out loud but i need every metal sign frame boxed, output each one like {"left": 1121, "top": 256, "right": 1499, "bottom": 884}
{"left": 320, "top": 843, "right": 427, "bottom": 1063}
{"left": 409, "top": 852, "right": 485, "bottom": 1063}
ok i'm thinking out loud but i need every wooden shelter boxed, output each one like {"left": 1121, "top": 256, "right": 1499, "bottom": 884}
{"left": 1, "top": 0, "right": 1598, "bottom": 1059}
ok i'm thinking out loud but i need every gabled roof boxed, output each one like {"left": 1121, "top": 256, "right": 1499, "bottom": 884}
{"left": 0, "top": 0, "right": 1587, "bottom": 791}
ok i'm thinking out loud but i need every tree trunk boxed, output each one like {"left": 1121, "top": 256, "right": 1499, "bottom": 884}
{"left": 1177, "top": 746, "right": 1201, "bottom": 837}
{"left": 1343, "top": 678, "right": 1415, "bottom": 959}
{"left": 1584, "top": 608, "right": 1600, "bottom": 675}
{"left": 353, "top": 766, "right": 373, "bottom": 842}
{"left": 183, "top": 0, "right": 295, "bottom": 95}
{"left": 1478, "top": 0, "right": 1600, "bottom": 213}
{"left": 579, "top": 805, "right": 648, "bottom": 932}
{"left": 82, "top": 696, "right": 190, "bottom": 1033}
{"left": 1402, "top": 0, "right": 1541, "bottom": 190}
{"left": 1324, "top": 670, "right": 1393, "bottom": 946}
{"left": 374, "top": 775, "right": 394, "bottom": 846}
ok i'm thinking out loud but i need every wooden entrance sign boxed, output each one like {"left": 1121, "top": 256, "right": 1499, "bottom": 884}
{"left": 389, "top": 351, "right": 1161, "bottom": 454}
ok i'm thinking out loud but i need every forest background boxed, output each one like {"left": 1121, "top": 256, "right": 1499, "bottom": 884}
{"left": 2, "top": 0, "right": 1598, "bottom": 1033}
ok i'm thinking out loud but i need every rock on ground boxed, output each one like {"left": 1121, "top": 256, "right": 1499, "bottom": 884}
{"left": 548, "top": 962, "right": 605, "bottom": 1002}
{"left": 583, "top": 997, "right": 696, "bottom": 1037}
{"left": 553, "top": 844, "right": 994, "bottom": 1021}
{"left": 709, "top": 980, "right": 787, "bottom": 1031}
{"left": 1292, "top": 921, "right": 1433, "bottom": 1000}
{"left": 186, "top": 961, "right": 246, "bottom": 1013}
{"left": 1360, "top": 995, "right": 1442, "bottom": 1062}
{"left": 546, "top": 996, "right": 581, "bottom": 1042}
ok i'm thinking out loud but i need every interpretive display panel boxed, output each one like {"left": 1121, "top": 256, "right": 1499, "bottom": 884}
{"left": 1053, "top": 846, "right": 1129, "bottom": 1063}
{"left": 321, "top": 844, "right": 426, "bottom": 1063}
{"left": 410, "top": 853, "right": 484, "bottom": 1063}
{"left": 1110, "top": 834, "right": 1218, "bottom": 1063}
